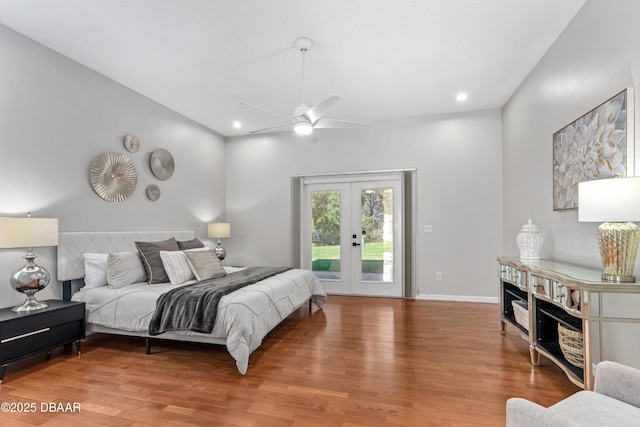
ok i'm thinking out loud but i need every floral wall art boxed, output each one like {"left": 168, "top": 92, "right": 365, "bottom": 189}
{"left": 553, "top": 89, "right": 633, "bottom": 210}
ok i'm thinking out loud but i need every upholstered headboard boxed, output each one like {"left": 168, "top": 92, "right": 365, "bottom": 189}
{"left": 57, "top": 231, "right": 195, "bottom": 282}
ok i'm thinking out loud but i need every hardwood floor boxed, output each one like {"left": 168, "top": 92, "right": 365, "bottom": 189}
{"left": 0, "top": 297, "right": 579, "bottom": 426}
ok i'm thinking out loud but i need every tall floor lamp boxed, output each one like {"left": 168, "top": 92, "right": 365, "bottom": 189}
{"left": 0, "top": 216, "right": 59, "bottom": 311}
{"left": 578, "top": 177, "right": 640, "bottom": 283}
{"left": 208, "top": 222, "right": 231, "bottom": 260}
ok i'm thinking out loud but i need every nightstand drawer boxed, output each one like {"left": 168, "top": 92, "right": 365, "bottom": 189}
{"left": 0, "top": 320, "right": 84, "bottom": 364}
{"left": 0, "top": 302, "right": 84, "bottom": 341}
{"left": 0, "top": 300, "right": 85, "bottom": 379}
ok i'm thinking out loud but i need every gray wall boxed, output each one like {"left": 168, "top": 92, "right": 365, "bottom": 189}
{"left": 502, "top": 0, "right": 640, "bottom": 271}
{"left": 226, "top": 110, "right": 504, "bottom": 300}
{"left": 2, "top": 0, "right": 635, "bottom": 307}
{"left": 0, "top": 24, "right": 226, "bottom": 308}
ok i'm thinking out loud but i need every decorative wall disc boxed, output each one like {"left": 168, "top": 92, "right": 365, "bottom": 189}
{"left": 150, "top": 149, "right": 175, "bottom": 180}
{"left": 146, "top": 184, "right": 161, "bottom": 201}
{"left": 124, "top": 134, "right": 140, "bottom": 153}
{"left": 90, "top": 152, "right": 138, "bottom": 202}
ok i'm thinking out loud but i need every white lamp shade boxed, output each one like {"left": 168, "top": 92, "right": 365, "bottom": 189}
{"left": 0, "top": 218, "right": 58, "bottom": 248}
{"left": 578, "top": 177, "right": 640, "bottom": 222}
{"left": 207, "top": 222, "right": 231, "bottom": 239}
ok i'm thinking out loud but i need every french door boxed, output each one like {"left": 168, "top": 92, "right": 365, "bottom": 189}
{"left": 301, "top": 174, "right": 403, "bottom": 297}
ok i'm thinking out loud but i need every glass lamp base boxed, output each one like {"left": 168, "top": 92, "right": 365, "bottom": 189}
{"left": 10, "top": 251, "right": 51, "bottom": 312}
{"left": 12, "top": 293, "right": 48, "bottom": 312}
{"left": 214, "top": 243, "right": 226, "bottom": 260}
{"left": 601, "top": 273, "right": 636, "bottom": 283}
{"left": 597, "top": 222, "right": 640, "bottom": 283}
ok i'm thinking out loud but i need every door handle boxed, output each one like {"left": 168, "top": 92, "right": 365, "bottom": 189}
{"left": 352, "top": 242, "right": 361, "bottom": 247}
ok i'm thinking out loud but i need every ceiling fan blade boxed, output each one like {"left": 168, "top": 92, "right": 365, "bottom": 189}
{"left": 249, "top": 123, "right": 293, "bottom": 134}
{"left": 239, "top": 102, "right": 281, "bottom": 117}
{"left": 313, "top": 118, "right": 370, "bottom": 129}
{"left": 303, "top": 94, "right": 342, "bottom": 124}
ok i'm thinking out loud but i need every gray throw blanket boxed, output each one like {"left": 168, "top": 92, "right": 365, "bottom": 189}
{"left": 149, "top": 266, "right": 292, "bottom": 336}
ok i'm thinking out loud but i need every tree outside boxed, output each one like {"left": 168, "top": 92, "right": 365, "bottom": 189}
{"left": 311, "top": 188, "right": 393, "bottom": 277}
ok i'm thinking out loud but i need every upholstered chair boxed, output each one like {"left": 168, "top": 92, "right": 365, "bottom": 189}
{"left": 506, "top": 361, "right": 640, "bottom": 426}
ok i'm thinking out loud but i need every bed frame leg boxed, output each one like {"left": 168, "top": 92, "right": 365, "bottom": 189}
{"left": 309, "top": 298, "right": 312, "bottom": 313}
{"left": 145, "top": 338, "right": 151, "bottom": 354}
{"left": 63, "top": 281, "right": 72, "bottom": 301}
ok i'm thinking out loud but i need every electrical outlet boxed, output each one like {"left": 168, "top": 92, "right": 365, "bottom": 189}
{"left": 424, "top": 225, "right": 433, "bottom": 233}
{"left": 436, "top": 272, "right": 442, "bottom": 281}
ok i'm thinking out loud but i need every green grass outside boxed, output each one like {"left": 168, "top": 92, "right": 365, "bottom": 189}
{"left": 312, "top": 241, "right": 392, "bottom": 260}
{"left": 312, "top": 241, "right": 392, "bottom": 273}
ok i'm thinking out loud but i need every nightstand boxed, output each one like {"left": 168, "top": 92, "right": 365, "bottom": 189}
{"left": 0, "top": 300, "right": 85, "bottom": 383}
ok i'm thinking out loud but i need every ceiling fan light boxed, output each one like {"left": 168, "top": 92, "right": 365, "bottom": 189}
{"left": 294, "top": 121, "right": 313, "bottom": 135}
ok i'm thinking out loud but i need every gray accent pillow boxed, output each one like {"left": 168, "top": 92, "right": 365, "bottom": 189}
{"left": 177, "top": 238, "right": 206, "bottom": 250}
{"left": 135, "top": 238, "right": 180, "bottom": 284}
{"left": 107, "top": 252, "right": 147, "bottom": 288}
{"left": 184, "top": 249, "right": 227, "bottom": 281}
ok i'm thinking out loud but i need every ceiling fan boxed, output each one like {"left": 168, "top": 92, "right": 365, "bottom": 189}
{"left": 242, "top": 37, "right": 369, "bottom": 136}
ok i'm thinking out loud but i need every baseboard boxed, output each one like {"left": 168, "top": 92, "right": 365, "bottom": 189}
{"left": 416, "top": 294, "right": 498, "bottom": 304}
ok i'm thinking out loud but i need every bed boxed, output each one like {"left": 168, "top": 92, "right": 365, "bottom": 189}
{"left": 57, "top": 231, "right": 326, "bottom": 374}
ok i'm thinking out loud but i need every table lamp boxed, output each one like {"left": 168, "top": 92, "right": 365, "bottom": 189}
{"left": 207, "top": 222, "right": 231, "bottom": 260}
{"left": 578, "top": 177, "right": 640, "bottom": 282}
{"left": 0, "top": 215, "right": 59, "bottom": 311}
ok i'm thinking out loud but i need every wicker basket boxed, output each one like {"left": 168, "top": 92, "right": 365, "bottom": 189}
{"left": 558, "top": 323, "right": 583, "bottom": 368}
{"left": 511, "top": 300, "right": 529, "bottom": 331}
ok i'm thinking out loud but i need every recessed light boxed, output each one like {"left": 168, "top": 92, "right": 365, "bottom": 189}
{"left": 233, "top": 121, "right": 242, "bottom": 129}
{"left": 456, "top": 93, "right": 468, "bottom": 102}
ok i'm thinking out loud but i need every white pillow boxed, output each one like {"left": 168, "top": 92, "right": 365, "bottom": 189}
{"left": 160, "top": 250, "right": 195, "bottom": 285}
{"left": 107, "top": 252, "right": 147, "bottom": 288}
{"left": 83, "top": 253, "right": 109, "bottom": 288}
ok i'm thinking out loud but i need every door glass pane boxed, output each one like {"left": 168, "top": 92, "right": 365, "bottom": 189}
{"left": 311, "top": 190, "right": 341, "bottom": 280}
{"left": 361, "top": 188, "right": 393, "bottom": 282}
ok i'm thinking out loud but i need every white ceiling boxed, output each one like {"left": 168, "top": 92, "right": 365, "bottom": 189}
{"left": 0, "top": 0, "right": 586, "bottom": 137}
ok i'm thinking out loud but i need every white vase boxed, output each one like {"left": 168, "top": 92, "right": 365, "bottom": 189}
{"left": 517, "top": 219, "right": 544, "bottom": 260}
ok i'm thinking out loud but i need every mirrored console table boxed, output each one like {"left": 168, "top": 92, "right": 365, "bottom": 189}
{"left": 497, "top": 256, "right": 640, "bottom": 390}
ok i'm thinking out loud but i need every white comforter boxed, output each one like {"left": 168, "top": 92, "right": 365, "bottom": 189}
{"left": 71, "top": 267, "right": 326, "bottom": 374}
